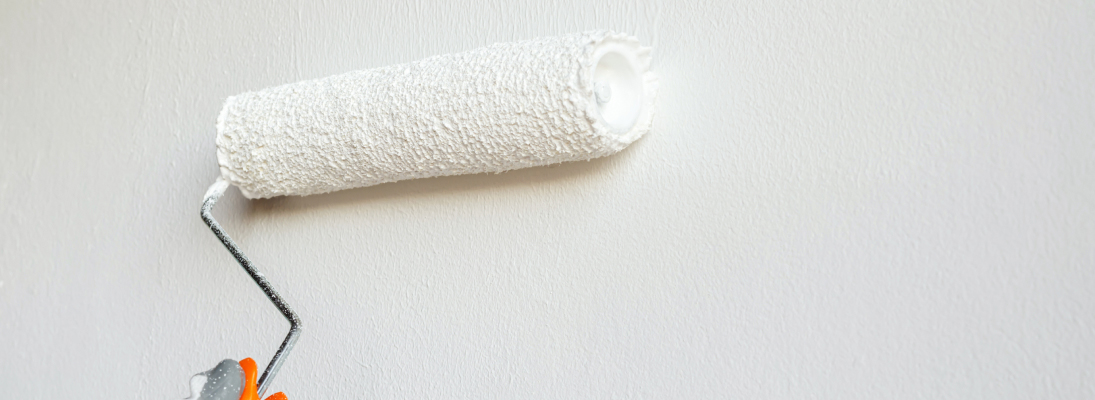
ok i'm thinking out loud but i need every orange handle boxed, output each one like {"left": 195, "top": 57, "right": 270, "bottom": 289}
{"left": 238, "top": 358, "right": 288, "bottom": 400}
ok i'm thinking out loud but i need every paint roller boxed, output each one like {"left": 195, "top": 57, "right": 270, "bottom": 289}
{"left": 189, "top": 31, "right": 657, "bottom": 400}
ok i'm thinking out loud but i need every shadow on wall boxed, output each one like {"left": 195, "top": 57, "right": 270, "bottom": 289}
{"left": 235, "top": 138, "right": 645, "bottom": 220}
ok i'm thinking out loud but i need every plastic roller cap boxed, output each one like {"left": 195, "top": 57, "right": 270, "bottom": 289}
{"left": 185, "top": 359, "right": 244, "bottom": 400}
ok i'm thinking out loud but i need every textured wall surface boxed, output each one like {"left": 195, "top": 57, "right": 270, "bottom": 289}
{"left": 1, "top": 1, "right": 1093, "bottom": 399}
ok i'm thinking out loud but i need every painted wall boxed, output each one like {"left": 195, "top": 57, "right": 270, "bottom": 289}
{"left": 2, "top": 1, "right": 1093, "bottom": 398}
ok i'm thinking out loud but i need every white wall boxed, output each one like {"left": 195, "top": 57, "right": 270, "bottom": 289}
{"left": 2, "top": 1, "right": 1093, "bottom": 398}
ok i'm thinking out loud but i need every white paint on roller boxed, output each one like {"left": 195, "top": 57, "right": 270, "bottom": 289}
{"left": 216, "top": 30, "right": 657, "bottom": 199}
{"left": 185, "top": 374, "right": 207, "bottom": 400}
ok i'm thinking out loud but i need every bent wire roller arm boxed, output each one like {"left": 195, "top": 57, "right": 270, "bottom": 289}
{"left": 200, "top": 178, "right": 302, "bottom": 398}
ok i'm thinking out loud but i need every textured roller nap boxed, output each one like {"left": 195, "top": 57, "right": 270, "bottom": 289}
{"left": 216, "top": 30, "right": 657, "bottom": 198}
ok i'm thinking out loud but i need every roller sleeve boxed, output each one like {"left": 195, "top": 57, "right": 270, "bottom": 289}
{"left": 216, "top": 30, "right": 657, "bottom": 199}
